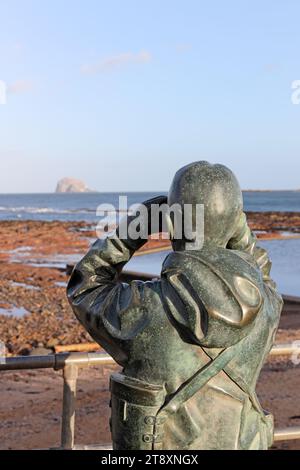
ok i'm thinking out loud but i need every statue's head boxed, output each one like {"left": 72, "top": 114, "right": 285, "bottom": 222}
{"left": 168, "top": 161, "right": 243, "bottom": 250}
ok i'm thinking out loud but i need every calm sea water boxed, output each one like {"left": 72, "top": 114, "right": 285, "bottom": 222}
{"left": 0, "top": 191, "right": 299, "bottom": 222}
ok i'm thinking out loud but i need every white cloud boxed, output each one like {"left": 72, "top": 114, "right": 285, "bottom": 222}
{"left": 81, "top": 50, "right": 152, "bottom": 75}
{"left": 7, "top": 80, "right": 33, "bottom": 94}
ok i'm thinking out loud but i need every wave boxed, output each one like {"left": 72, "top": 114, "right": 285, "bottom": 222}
{"left": 0, "top": 206, "right": 128, "bottom": 215}
{"left": 0, "top": 206, "right": 94, "bottom": 214}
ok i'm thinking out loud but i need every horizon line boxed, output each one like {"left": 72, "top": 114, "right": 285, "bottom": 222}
{"left": 0, "top": 189, "right": 299, "bottom": 195}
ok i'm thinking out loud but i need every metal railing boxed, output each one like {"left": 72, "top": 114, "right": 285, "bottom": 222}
{"left": 0, "top": 351, "right": 113, "bottom": 449}
{"left": 1, "top": 344, "right": 300, "bottom": 449}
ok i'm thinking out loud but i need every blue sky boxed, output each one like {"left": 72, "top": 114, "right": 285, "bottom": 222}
{"left": 0, "top": 0, "right": 300, "bottom": 192}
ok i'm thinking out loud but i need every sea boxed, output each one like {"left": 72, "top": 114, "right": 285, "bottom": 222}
{"left": 0, "top": 191, "right": 299, "bottom": 296}
{"left": 0, "top": 191, "right": 299, "bottom": 222}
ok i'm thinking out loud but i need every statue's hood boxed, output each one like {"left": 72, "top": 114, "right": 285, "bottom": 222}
{"left": 160, "top": 247, "right": 264, "bottom": 349}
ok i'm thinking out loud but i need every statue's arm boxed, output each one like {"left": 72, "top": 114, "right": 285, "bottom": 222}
{"left": 67, "top": 194, "right": 167, "bottom": 365}
{"left": 67, "top": 235, "right": 155, "bottom": 365}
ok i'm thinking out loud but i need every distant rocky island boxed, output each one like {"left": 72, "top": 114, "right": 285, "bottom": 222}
{"left": 55, "top": 177, "right": 94, "bottom": 193}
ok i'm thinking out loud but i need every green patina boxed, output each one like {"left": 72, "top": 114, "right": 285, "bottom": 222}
{"left": 67, "top": 162, "right": 283, "bottom": 450}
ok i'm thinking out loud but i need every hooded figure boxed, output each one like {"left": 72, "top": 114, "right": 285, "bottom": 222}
{"left": 67, "top": 162, "right": 282, "bottom": 450}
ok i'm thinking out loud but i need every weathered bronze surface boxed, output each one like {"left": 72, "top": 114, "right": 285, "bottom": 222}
{"left": 67, "top": 162, "right": 283, "bottom": 450}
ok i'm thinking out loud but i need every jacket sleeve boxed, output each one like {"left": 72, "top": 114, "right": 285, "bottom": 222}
{"left": 67, "top": 235, "right": 157, "bottom": 366}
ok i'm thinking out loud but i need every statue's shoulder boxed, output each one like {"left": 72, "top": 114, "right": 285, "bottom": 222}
{"left": 161, "top": 248, "right": 265, "bottom": 347}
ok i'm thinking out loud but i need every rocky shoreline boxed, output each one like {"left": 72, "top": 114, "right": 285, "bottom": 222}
{"left": 0, "top": 213, "right": 299, "bottom": 355}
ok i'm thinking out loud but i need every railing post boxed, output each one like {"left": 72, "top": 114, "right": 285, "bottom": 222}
{"left": 61, "top": 364, "right": 78, "bottom": 449}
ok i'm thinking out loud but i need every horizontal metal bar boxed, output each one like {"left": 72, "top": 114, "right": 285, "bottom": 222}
{"left": 274, "top": 426, "right": 300, "bottom": 442}
{"left": 61, "top": 352, "right": 115, "bottom": 368}
{"left": 0, "top": 352, "right": 114, "bottom": 371}
{"left": 269, "top": 344, "right": 300, "bottom": 357}
{"left": 1, "top": 341, "right": 299, "bottom": 371}
{"left": 0, "top": 354, "right": 56, "bottom": 370}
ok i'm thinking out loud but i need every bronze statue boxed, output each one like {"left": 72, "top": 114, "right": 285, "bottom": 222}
{"left": 67, "top": 162, "right": 283, "bottom": 450}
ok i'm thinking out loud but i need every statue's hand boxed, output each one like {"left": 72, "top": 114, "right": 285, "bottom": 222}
{"left": 116, "top": 195, "right": 167, "bottom": 251}
{"left": 142, "top": 195, "right": 168, "bottom": 235}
